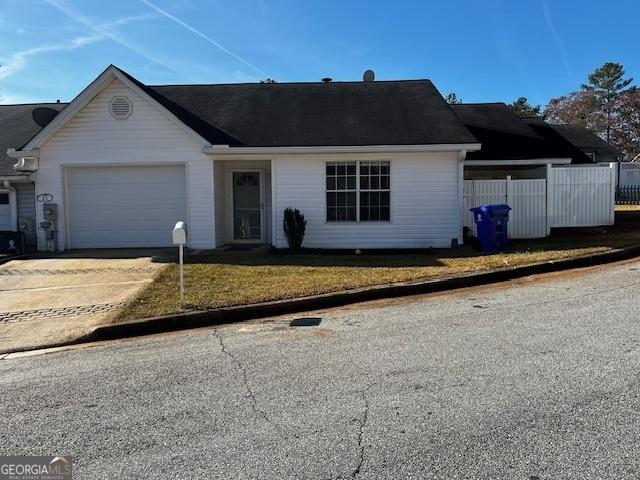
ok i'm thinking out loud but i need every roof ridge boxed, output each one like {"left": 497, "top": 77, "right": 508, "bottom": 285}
{"left": 0, "top": 102, "right": 68, "bottom": 107}
{"left": 149, "top": 79, "right": 433, "bottom": 88}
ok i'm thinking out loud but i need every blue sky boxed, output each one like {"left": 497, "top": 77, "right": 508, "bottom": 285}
{"left": 0, "top": 0, "right": 638, "bottom": 107}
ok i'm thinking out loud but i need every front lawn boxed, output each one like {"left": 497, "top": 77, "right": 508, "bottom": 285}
{"left": 117, "top": 211, "right": 640, "bottom": 321}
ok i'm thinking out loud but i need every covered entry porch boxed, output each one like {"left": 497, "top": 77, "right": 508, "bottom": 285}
{"left": 213, "top": 159, "right": 272, "bottom": 247}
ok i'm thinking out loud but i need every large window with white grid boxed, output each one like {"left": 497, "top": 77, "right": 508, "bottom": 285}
{"left": 326, "top": 161, "right": 390, "bottom": 222}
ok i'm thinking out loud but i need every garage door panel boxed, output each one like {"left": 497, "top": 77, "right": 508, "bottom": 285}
{"left": 67, "top": 165, "right": 187, "bottom": 248}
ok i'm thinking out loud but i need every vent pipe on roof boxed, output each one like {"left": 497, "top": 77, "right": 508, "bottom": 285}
{"left": 321, "top": 77, "right": 332, "bottom": 83}
{"left": 363, "top": 70, "right": 375, "bottom": 82}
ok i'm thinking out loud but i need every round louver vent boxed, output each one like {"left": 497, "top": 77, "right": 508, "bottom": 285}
{"left": 109, "top": 96, "right": 133, "bottom": 119}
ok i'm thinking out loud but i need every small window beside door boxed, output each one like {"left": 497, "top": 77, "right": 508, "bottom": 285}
{"left": 0, "top": 194, "right": 9, "bottom": 205}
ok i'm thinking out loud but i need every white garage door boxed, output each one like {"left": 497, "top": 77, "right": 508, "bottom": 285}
{"left": 67, "top": 165, "right": 187, "bottom": 248}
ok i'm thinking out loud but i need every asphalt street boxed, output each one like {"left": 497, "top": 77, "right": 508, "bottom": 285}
{"left": 2, "top": 260, "right": 640, "bottom": 479}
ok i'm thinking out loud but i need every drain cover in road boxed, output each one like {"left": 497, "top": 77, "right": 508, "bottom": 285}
{"left": 289, "top": 317, "right": 322, "bottom": 327}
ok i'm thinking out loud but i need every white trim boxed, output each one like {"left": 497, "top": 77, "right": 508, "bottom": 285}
{"left": 21, "top": 65, "right": 211, "bottom": 152}
{"left": 204, "top": 143, "right": 481, "bottom": 157}
{"left": 270, "top": 159, "right": 277, "bottom": 247}
{"left": 457, "top": 151, "right": 465, "bottom": 245}
{"left": 465, "top": 158, "right": 571, "bottom": 166}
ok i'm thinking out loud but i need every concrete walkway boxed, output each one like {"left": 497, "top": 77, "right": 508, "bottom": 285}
{"left": 0, "top": 249, "right": 171, "bottom": 352}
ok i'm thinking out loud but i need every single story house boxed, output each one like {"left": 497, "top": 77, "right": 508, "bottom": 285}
{"left": 3, "top": 65, "right": 621, "bottom": 251}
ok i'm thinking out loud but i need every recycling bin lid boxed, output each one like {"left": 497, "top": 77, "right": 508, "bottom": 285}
{"left": 470, "top": 204, "right": 511, "bottom": 215}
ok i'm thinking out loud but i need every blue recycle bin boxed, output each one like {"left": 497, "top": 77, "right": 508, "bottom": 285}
{"left": 470, "top": 204, "right": 511, "bottom": 253}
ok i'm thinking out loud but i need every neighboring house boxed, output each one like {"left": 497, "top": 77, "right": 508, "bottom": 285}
{"left": 8, "top": 65, "right": 480, "bottom": 251}
{"left": 451, "top": 103, "right": 592, "bottom": 180}
{"left": 533, "top": 121, "right": 623, "bottom": 163}
{"left": 0, "top": 102, "right": 66, "bottom": 247}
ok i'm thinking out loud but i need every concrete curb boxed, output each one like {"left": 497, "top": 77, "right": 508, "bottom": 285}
{"left": 3, "top": 243, "right": 640, "bottom": 356}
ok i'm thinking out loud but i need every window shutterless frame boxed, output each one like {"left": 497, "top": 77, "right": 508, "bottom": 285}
{"left": 325, "top": 160, "right": 391, "bottom": 223}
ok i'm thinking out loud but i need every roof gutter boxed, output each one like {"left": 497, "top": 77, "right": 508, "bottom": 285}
{"left": 464, "top": 158, "right": 572, "bottom": 166}
{"left": 203, "top": 143, "right": 482, "bottom": 156}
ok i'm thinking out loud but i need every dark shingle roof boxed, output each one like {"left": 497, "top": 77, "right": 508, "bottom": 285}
{"left": 523, "top": 120, "right": 595, "bottom": 164}
{"left": 0, "top": 103, "right": 67, "bottom": 176}
{"left": 117, "top": 68, "right": 477, "bottom": 147}
{"left": 452, "top": 103, "right": 591, "bottom": 162}
{"left": 540, "top": 123, "right": 622, "bottom": 158}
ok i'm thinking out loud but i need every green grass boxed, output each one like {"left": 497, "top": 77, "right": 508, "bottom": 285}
{"left": 117, "top": 211, "right": 640, "bottom": 321}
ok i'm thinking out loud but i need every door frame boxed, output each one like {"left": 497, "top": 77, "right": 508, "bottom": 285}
{"left": 226, "top": 168, "right": 265, "bottom": 244}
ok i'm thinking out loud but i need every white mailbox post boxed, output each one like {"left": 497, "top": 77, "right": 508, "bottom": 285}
{"left": 172, "top": 221, "right": 188, "bottom": 305}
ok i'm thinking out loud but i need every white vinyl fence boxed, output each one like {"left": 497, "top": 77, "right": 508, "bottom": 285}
{"left": 464, "top": 163, "right": 615, "bottom": 239}
{"left": 463, "top": 178, "right": 547, "bottom": 238}
{"left": 547, "top": 165, "right": 615, "bottom": 228}
{"left": 619, "top": 162, "right": 640, "bottom": 187}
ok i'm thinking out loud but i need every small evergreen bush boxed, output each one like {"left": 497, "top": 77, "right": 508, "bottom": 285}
{"left": 283, "top": 208, "right": 306, "bottom": 251}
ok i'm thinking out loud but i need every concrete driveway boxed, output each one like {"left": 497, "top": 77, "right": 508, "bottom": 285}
{"left": 0, "top": 249, "right": 170, "bottom": 352}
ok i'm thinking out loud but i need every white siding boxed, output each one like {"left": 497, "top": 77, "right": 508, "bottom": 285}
{"left": 273, "top": 152, "right": 460, "bottom": 249}
{"left": 36, "top": 78, "right": 215, "bottom": 250}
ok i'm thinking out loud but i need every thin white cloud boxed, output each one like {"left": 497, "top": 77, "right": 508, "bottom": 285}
{"left": 541, "top": 0, "right": 573, "bottom": 82}
{"left": 44, "top": 0, "right": 188, "bottom": 79}
{"left": 139, "top": 0, "right": 270, "bottom": 78}
{"left": 0, "top": 12, "right": 158, "bottom": 80}
{"left": 0, "top": 34, "right": 101, "bottom": 79}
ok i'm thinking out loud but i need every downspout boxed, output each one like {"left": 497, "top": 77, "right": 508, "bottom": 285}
{"left": 3, "top": 181, "right": 18, "bottom": 232}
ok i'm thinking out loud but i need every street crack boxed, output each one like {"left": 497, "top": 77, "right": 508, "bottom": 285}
{"left": 351, "top": 384, "right": 374, "bottom": 479}
{"left": 214, "top": 329, "right": 274, "bottom": 427}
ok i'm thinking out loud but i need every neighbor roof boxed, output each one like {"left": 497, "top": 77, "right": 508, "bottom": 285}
{"left": 452, "top": 103, "right": 591, "bottom": 163}
{"left": 117, "top": 67, "right": 478, "bottom": 147}
{"left": 539, "top": 122, "right": 622, "bottom": 158}
{"left": 0, "top": 103, "right": 67, "bottom": 176}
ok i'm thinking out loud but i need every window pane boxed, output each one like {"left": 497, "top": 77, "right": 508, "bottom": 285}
{"left": 346, "top": 192, "right": 356, "bottom": 207}
{"left": 380, "top": 191, "right": 390, "bottom": 206}
{"left": 347, "top": 176, "right": 356, "bottom": 190}
{"left": 337, "top": 192, "right": 346, "bottom": 206}
{"left": 347, "top": 207, "right": 357, "bottom": 221}
{"left": 0, "top": 194, "right": 8, "bottom": 205}
{"left": 326, "top": 163, "right": 336, "bottom": 175}
{"left": 381, "top": 162, "right": 390, "bottom": 175}
{"left": 336, "top": 164, "right": 346, "bottom": 175}
{"left": 360, "top": 206, "right": 369, "bottom": 221}
{"left": 370, "top": 191, "right": 380, "bottom": 206}
{"left": 360, "top": 192, "right": 369, "bottom": 207}
{"left": 380, "top": 207, "right": 390, "bottom": 221}
{"left": 360, "top": 176, "right": 369, "bottom": 190}
{"left": 327, "top": 176, "right": 336, "bottom": 190}
{"left": 370, "top": 207, "right": 380, "bottom": 221}
{"left": 370, "top": 176, "right": 379, "bottom": 189}
{"left": 380, "top": 176, "right": 390, "bottom": 190}
{"left": 371, "top": 164, "right": 379, "bottom": 175}
{"left": 347, "top": 164, "right": 356, "bottom": 176}
{"left": 327, "top": 208, "right": 336, "bottom": 221}
{"left": 327, "top": 192, "right": 336, "bottom": 207}
{"left": 360, "top": 164, "right": 369, "bottom": 175}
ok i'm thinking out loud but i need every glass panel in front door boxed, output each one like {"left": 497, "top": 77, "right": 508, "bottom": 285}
{"left": 233, "top": 171, "right": 261, "bottom": 240}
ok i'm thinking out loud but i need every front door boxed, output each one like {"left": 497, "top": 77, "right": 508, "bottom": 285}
{"left": 232, "top": 171, "right": 262, "bottom": 242}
